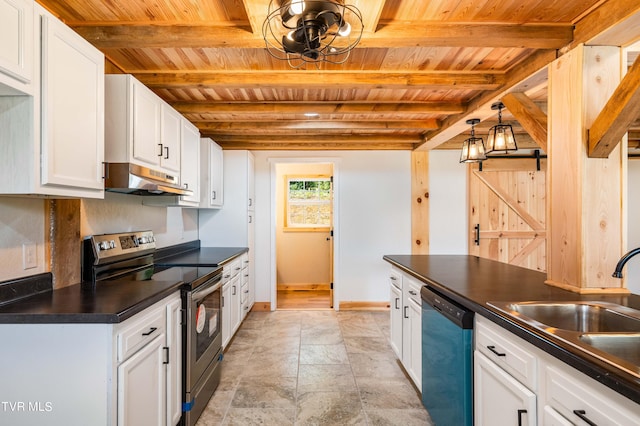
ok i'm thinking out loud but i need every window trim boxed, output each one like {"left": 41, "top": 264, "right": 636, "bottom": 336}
{"left": 283, "top": 174, "right": 332, "bottom": 232}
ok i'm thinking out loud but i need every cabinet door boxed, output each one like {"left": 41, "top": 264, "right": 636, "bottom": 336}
{"left": 160, "top": 104, "right": 182, "bottom": 173}
{"left": 474, "top": 351, "right": 536, "bottom": 426}
{"left": 40, "top": 11, "right": 104, "bottom": 190}
{"left": 543, "top": 406, "right": 573, "bottom": 426}
{"left": 408, "top": 297, "right": 422, "bottom": 389}
{"left": 221, "top": 282, "right": 231, "bottom": 348}
{"left": 132, "top": 80, "right": 162, "bottom": 168}
{"left": 118, "top": 334, "right": 167, "bottom": 426}
{"left": 166, "top": 298, "right": 182, "bottom": 426}
{"left": 180, "top": 120, "right": 200, "bottom": 204}
{"left": 209, "top": 141, "right": 224, "bottom": 207}
{"left": 0, "top": 0, "right": 33, "bottom": 87}
{"left": 247, "top": 152, "right": 255, "bottom": 210}
{"left": 389, "top": 282, "right": 403, "bottom": 359}
{"left": 230, "top": 274, "right": 241, "bottom": 335}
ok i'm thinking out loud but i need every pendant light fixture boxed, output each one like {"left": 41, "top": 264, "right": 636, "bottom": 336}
{"left": 486, "top": 101, "right": 517, "bottom": 154}
{"left": 460, "top": 119, "right": 487, "bottom": 163}
{"left": 262, "top": 0, "right": 363, "bottom": 69}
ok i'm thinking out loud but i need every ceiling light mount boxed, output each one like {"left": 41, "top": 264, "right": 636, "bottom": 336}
{"left": 486, "top": 101, "right": 517, "bottom": 154}
{"left": 262, "top": 0, "right": 363, "bottom": 69}
{"left": 460, "top": 118, "right": 487, "bottom": 163}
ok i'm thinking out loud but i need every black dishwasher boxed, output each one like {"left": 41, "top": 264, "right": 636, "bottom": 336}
{"left": 421, "top": 285, "right": 474, "bottom": 426}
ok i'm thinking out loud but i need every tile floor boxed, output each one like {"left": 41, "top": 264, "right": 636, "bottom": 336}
{"left": 195, "top": 310, "right": 434, "bottom": 425}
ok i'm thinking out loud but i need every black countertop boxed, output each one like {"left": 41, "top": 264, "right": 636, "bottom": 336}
{"left": 0, "top": 243, "right": 248, "bottom": 324}
{"left": 383, "top": 254, "right": 640, "bottom": 405}
{"left": 0, "top": 267, "right": 186, "bottom": 324}
{"left": 155, "top": 246, "right": 248, "bottom": 267}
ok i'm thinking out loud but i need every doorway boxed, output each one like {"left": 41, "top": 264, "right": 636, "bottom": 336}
{"left": 274, "top": 162, "right": 334, "bottom": 310}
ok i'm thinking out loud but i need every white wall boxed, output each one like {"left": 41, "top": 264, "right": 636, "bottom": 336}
{"left": 253, "top": 151, "right": 412, "bottom": 307}
{"left": 429, "top": 150, "right": 468, "bottom": 254}
{"left": 81, "top": 192, "right": 198, "bottom": 247}
{"left": 626, "top": 160, "right": 640, "bottom": 294}
{"left": 0, "top": 198, "right": 46, "bottom": 281}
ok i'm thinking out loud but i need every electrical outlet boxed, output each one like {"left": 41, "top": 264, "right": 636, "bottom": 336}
{"left": 22, "top": 242, "right": 37, "bottom": 270}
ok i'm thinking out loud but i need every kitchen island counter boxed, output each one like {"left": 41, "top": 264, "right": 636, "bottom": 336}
{"left": 384, "top": 254, "right": 640, "bottom": 405}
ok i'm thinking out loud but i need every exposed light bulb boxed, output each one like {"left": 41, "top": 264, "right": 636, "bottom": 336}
{"left": 338, "top": 21, "right": 351, "bottom": 37}
{"left": 289, "top": 1, "right": 305, "bottom": 15}
{"left": 286, "top": 30, "right": 296, "bottom": 41}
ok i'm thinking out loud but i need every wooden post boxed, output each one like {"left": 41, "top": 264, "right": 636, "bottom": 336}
{"left": 411, "top": 151, "right": 429, "bottom": 254}
{"left": 547, "top": 44, "right": 628, "bottom": 293}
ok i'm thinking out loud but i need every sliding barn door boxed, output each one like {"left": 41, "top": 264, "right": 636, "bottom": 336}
{"left": 468, "top": 158, "right": 546, "bottom": 272}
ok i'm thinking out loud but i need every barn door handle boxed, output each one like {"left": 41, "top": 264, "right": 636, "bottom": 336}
{"left": 474, "top": 224, "right": 480, "bottom": 246}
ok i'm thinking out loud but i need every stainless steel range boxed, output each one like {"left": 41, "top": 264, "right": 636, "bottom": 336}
{"left": 83, "top": 231, "right": 224, "bottom": 426}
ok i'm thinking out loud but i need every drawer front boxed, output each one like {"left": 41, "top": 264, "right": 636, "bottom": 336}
{"left": 389, "top": 268, "right": 402, "bottom": 291}
{"left": 475, "top": 317, "right": 537, "bottom": 390}
{"left": 241, "top": 282, "right": 248, "bottom": 304}
{"left": 223, "top": 259, "right": 242, "bottom": 281}
{"left": 117, "top": 308, "right": 166, "bottom": 362}
{"left": 405, "top": 277, "right": 422, "bottom": 305}
{"left": 545, "top": 364, "right": 640, "bottom": 426}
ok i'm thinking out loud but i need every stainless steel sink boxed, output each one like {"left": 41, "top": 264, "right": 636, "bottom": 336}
{"left": 487, "top": 301, "right": 640, "bottom": 378}
{"left": 578, "top": 333, "right": 640, "bottom": 367}
{"left": 492, "top": 301, "right": 640, "bottom": 332}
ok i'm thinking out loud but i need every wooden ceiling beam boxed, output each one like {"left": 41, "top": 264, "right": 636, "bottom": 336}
{"left": 363, "top": 23, "right": 573, "bottom": 49}
{"left": 70, "top": 22, "right": 572, "bottom": 49}
{"left": 502, "top": 92, "right": 548, "bottom": 152}
{"left": 208, "top": 133, "right": 420, "bottom": 142}
{"left": 196, "top": 119, "right": 437, "bottom": 131}
{"left": 216, "top": 141, "right": 416, "bottom": 150}
{"left": 588, "top": 54, "right": 640, "bottom": 157}
{"left": 172, "top": 101, "right": 465, "bottom": 115}
{"left": 135, "top": 71, "right": 504, "bottom": 90}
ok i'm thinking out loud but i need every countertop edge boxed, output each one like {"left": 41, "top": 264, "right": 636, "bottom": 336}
{"left": 383, "top": 255, "right": 640, "bottom": 405}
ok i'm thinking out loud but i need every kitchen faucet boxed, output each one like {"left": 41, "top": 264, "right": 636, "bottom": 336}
{"left": 612, "top": 247, "right": 640, "bottom": 278}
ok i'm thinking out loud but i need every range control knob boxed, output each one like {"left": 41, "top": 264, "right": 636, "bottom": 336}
{"left": 138, "top": 236, "right": 148, "bottom": 244}
{"left": 98, "top": 241, "right": 110, "bottom": 251}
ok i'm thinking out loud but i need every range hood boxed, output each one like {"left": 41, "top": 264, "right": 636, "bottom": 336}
{"left": 104, "top": 163, "right": 193, "bottom": 196}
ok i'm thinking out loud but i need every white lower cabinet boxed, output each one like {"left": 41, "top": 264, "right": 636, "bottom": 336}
{"left": 117, "top": 333, "right": 166, "bottom": 426}
{"left": 474, "top": 351, "right": 536, "bottom": 426}
{"left": 221, "top": 257, "right": 243, "bottom": 349}
{"left": 474, "top": 315, "right": 640, "bottom": 426}
{"left": 388, "top": 267, "right": 421, "bottom": 389}
{"left": 389, "top": 272, "right": 403, "bottom": 358}
{"left": 0, "top": 291, "right": 181, "bottom": 426}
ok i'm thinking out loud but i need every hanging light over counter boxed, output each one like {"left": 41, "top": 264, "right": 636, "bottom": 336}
{"left": 460, "top": 119, "right": 487, "bottom": 163}
{"left": 262, "top": 0, "right": 363, "bottom": 68}
{"left": 486, "top": 101, "right": 517, "bottom": 154}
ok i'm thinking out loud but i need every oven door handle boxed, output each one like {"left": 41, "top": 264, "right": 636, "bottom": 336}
{"left": 192, "top": 281, "right": 222, "bottom": 302}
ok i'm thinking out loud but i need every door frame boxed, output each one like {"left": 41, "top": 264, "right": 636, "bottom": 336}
{"left": 268, "top": 157, "right": 341, "bottom": 311}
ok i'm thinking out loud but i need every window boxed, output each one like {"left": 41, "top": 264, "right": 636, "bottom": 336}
{"left": 285, "top": 175, "right": 332, "bottom": 231}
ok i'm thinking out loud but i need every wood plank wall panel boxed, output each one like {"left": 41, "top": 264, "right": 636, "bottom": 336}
{"left": 46, "top": 199, "right": 81, "bottom": 289}
{"left": 411, "top": 152, "right": 429, "bottom": 254}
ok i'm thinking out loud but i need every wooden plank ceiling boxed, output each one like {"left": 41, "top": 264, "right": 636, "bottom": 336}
{"left": 35, "top": 0, "right": 640, "bottom": 151}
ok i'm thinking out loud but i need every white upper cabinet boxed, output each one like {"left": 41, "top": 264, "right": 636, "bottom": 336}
{"left": 159, "top": 102, "right": 181, "bottom": 174}
{"left": 179, "top": 120, "right": 200, "bottom": 206}
{"left": 106, "top": 74, "right": 182, "bottom": 178}
{"left": 200, "top": 137, "right": 224, "bottom": 209}
{"left": 130, "top": 79, "right": 162, "bottom": 168}
{"left": 40, "top": 10, "right": 104, "bottom": 191}
{"left": 0, "top": 3, "right": 104, "bottom": 198}
{"left": 0, "top": 0, "right": 33, "bottom": 94}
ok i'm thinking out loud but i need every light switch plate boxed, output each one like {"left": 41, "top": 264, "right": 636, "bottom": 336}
{"left": 22, "top": 242, "right": 37, "bottom": 270}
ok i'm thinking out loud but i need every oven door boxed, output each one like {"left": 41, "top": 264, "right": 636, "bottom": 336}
{"left": 187, "top": 277, "right": 222, "bottom": 388}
